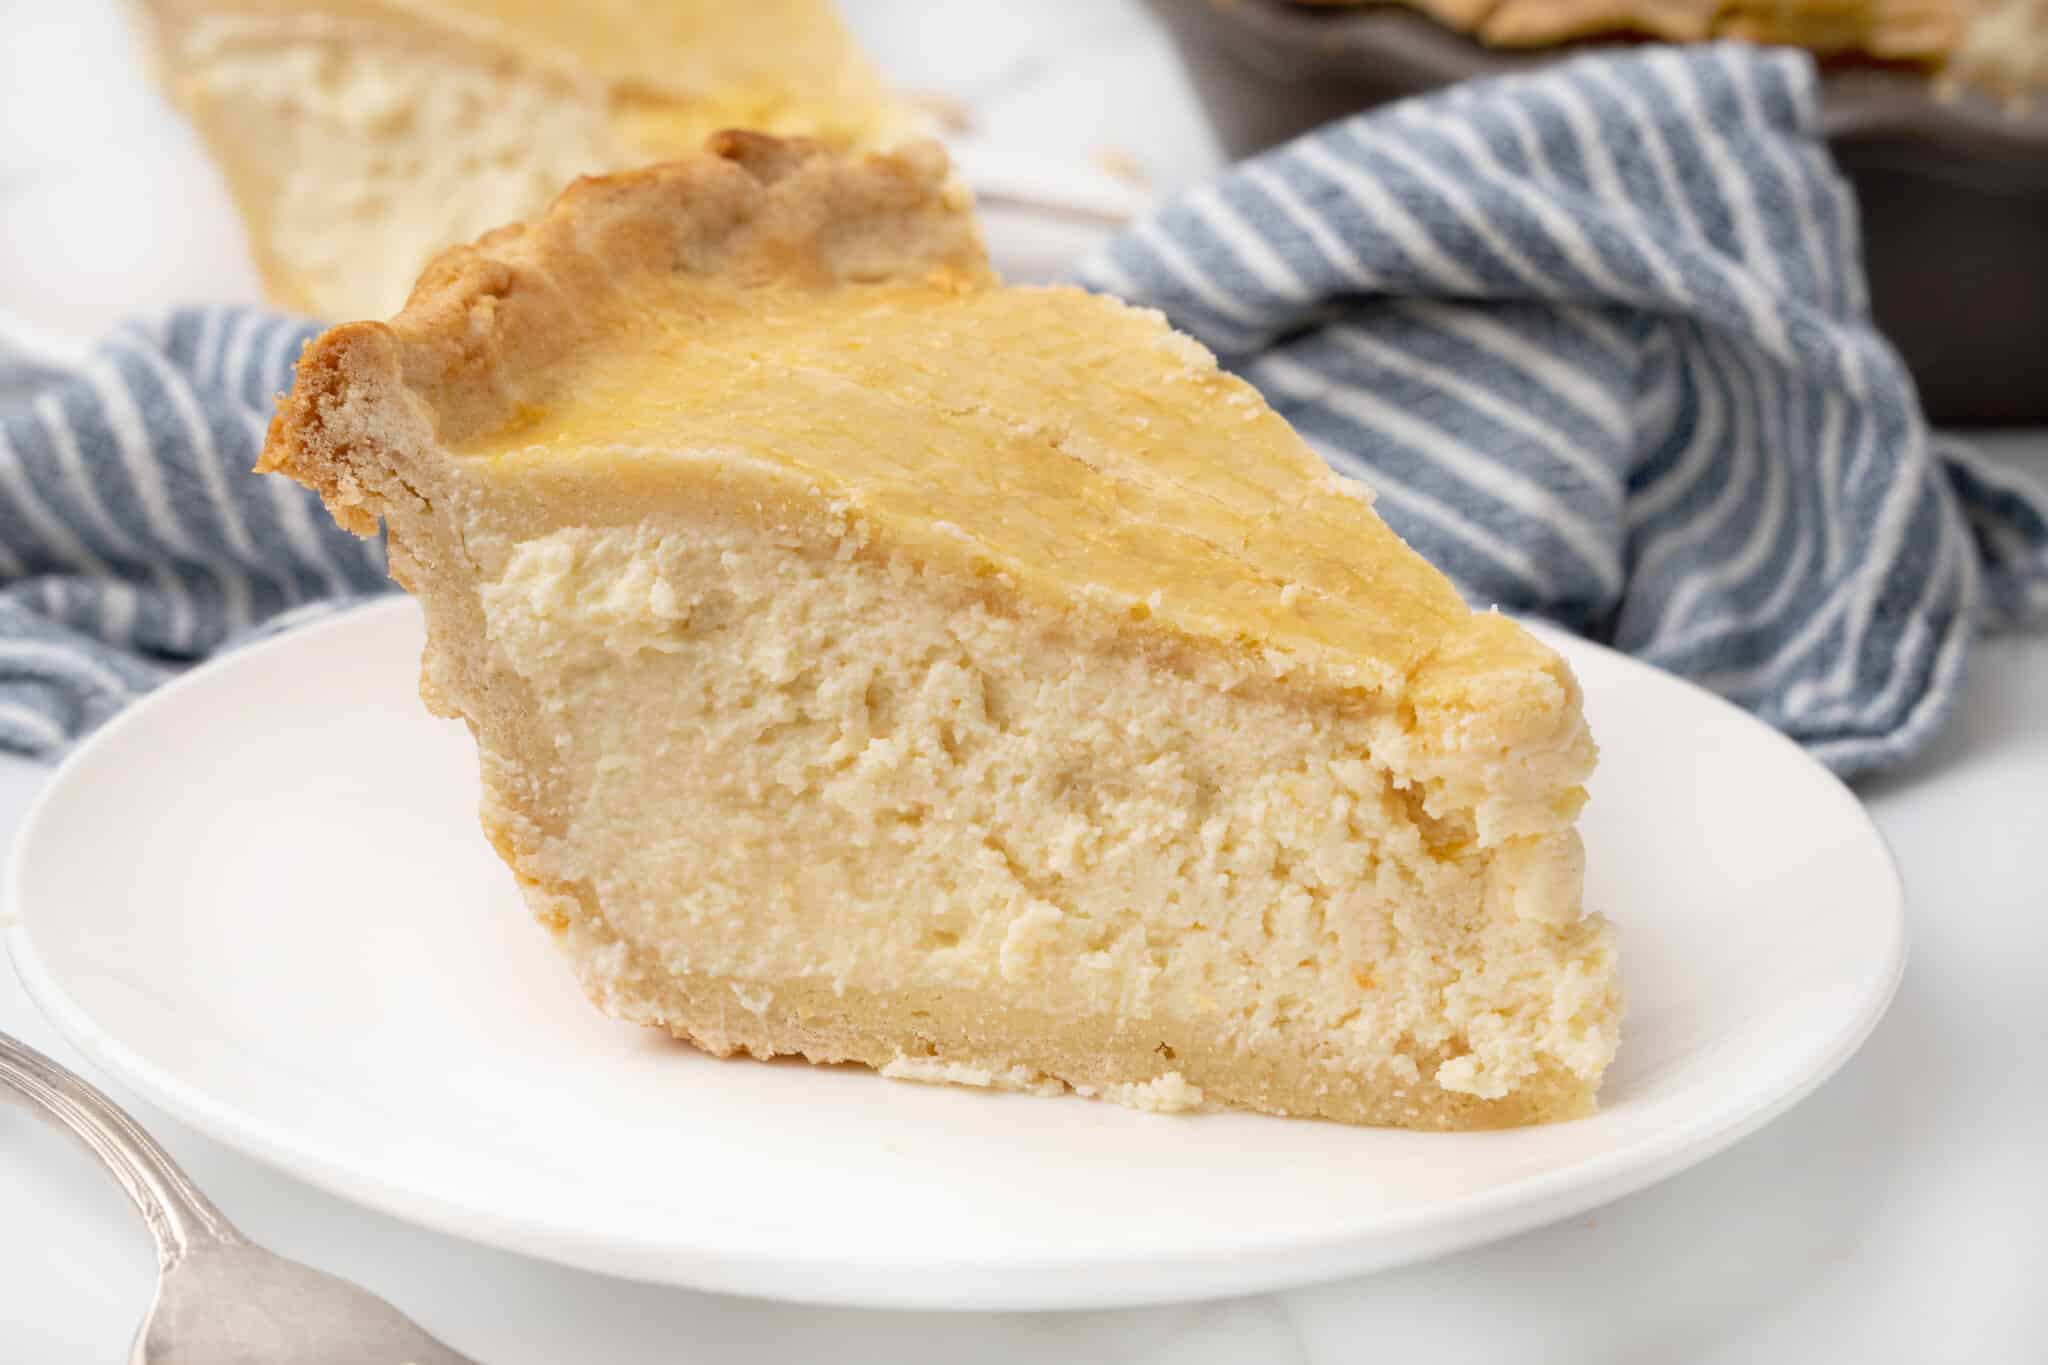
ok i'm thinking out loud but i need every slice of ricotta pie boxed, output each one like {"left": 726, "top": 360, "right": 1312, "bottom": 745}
{"left": 261, "top": 133, "right": 1619, "bottom": 1130}
{"left": 136, "top": 0, "right": 926, "bottom": 318}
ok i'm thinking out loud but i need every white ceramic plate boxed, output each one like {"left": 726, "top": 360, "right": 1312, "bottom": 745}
{"left": 4, "top": 599, "right": 1903, "bottom": 1310}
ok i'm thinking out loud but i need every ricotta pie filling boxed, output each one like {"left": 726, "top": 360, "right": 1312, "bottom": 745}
{"left": 262, "top": 134, "right": 1620, "bottom": 1129}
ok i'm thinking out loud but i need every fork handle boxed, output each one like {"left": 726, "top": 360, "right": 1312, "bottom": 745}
{"left": 0, "top": 1030, "right": 242, "bottom": 1265}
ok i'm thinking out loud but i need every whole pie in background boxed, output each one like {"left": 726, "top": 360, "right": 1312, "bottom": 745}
{"left": 1303, "top": 0, "right": 1958, "bottom": 60}
{"left": 1300, "top": 0, "right": 2046, "bottom": 103}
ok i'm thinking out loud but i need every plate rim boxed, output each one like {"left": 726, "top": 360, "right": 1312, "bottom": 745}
{"left": 3, "top": 596, "right": 1908, "bottom": 1310}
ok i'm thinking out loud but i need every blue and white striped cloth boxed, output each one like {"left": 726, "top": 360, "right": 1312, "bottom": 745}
{"left": 1, "top": 47, "right": 2045, "bottom": 773}
{"left": 0, "top": 310, "right": 382, "bottom": 752}
{"left": 1077, "top": 44, "right": 2048, "bottom": 774}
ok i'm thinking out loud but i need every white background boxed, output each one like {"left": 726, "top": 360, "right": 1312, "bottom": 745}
{"left": 3, "top": 1, "right": 2045, "bottom": 1359}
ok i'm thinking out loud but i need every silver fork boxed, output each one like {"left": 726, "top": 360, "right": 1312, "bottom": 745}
{"left": 0, "top": 1030, "right": 478, "bottom": 1365}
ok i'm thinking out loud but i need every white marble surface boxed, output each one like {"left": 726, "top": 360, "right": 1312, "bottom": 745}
{"left": 3, "top": 1, "right": 2046, "bottom": 1360}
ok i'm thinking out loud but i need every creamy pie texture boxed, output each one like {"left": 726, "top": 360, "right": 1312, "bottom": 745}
{"left": 261, "top": 135, "right": 1620, "bottom": 1129}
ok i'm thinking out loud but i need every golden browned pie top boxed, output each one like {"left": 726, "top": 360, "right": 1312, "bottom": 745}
{"left": 399, "top": 0, "right": 920, "bottom": 145}
{"left": 262, "top": 132, "right": 1578, "bottom": 733}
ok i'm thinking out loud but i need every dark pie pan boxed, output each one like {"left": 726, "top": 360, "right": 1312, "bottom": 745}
{"left": 1145, "top": 0, "right": 2048, "bottom": 424}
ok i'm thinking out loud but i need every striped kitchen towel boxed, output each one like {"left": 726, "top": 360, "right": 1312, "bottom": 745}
{"left": 0, "top": 310, "right": 384, "bottom": 752}
{"left": 1077, "top": 43, "right": 2048, "bottom": 775}
{"left": 2, "top": 47, "right": 2045, "bottom": 773}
